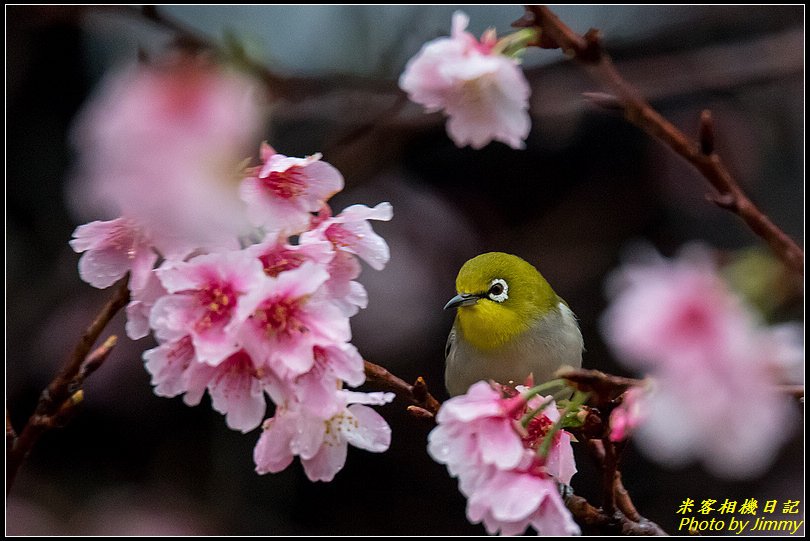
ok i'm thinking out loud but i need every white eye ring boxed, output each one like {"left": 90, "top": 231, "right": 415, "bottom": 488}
{"left": 487, "top": 278, "right": 509, "bottom": 303}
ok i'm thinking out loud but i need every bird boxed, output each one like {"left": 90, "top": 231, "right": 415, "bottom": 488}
{"left": 444, "top": 252, "right": 583, "bottom": 397}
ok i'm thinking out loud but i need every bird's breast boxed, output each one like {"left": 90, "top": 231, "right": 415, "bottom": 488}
{"left": 445, "top": 302, "right": 583, "bottom": 396}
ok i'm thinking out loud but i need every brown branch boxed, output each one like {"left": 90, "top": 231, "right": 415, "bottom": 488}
{"left": 560, "top": 368, "right": 644, "bottom": 406}
{"left": 363, "top": 360, "right": 441, "bottom": 420}
{"left": 563, "top": 490, "right": 667, "bottom": 535}
{"left": 614, "top": 470, "right": 642, "bottom": 523}
{"left": 601, "top": 436, "right": 618, "bottom": 515}
{"left": 779, "top": 384, "right": 805, "bottom": 400}
{"left": 6, "top": 279, "right": 129, "bottom": 493}
{"left": 516, "top": 5, "right": 803, "bottom": 275}
{"left": 582, "top": 404, "right": 666, "bottom": 534}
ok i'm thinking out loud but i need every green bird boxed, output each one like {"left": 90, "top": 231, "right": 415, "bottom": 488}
{"left": 444, "top": 252, "right": 583, "bottom": 396}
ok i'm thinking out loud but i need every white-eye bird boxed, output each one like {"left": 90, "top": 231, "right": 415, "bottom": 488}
{"left": 444, "top": 252, "right": 583, "bottom": 396}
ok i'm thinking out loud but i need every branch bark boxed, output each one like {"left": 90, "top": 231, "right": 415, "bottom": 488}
{"left": 6, "top": 279, "right": 129, "bottom": 493}
{"left": 516, "top": 5, "right": 803, "bottom": 275}
{"left": 363, "top": 360, "right": 441, "bottom": 419}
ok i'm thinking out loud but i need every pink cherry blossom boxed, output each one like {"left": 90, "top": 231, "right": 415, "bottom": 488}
{"left": 399, "top": 11, "right": 531, "bottom": 149}
{"left": 151, "top": 251, "right": 265, "bottom": 366}
{"left": 142, "top": 336, "right": 213, "bottom": 407}
{"left": 429, "top": 381, "right": 526, "bottom": 475}
{"left": 608, "top": 386, "right": 647, "bottom": 443}
{"left": 600, "top": 244, "right": 799, "bottom": 478}
{"left": 429, "top": 382, "right": 576, "bottom": 486}
{"left": 207, "top": 350, "right": 266, "bottom": 433}
{"left": 246, "top": 235, "right": 333, "bottom": 278}
{"left": 428, "top": 382, "right": 579, "bottom": 535}
{"left": 230, "top": 262, "right": 350, "bottom": 378}
{"left": 290, "top": 343, "right": 367, "bottom": 418}
{"left": 240, "top": 143, "right": 344, "bottom": 235}
{"left": 125, "top": 271, "right": 167, "bottom": 340}
{"left": 246, "top": 236, "right": 368, "bottom": 317}
{"left": 254, "top": 390, "right": 394, "bottom": 482}
{"left": 324, "top": 251, "right": 368, "bottom": 317}
{"left": 69, "top": 56, "right": 264, "bottom": 259}
{"left": 69, "top": 217, "right": 156, "bottom": 291}
{"left": 519, "top": 394, "right": 577, "bottom": 486}
{"left": 143, "top": 338, "right": 266, "bottom": 433}
{"left": 467, "top": 466, "right": 580, "bottom": 536}
{"left": 301, "top": 203, "right": 393, "bottom": 271}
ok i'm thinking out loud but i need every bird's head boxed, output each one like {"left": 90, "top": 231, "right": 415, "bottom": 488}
{"left": 445, "top": 252, "right": 558, "bottom": 350}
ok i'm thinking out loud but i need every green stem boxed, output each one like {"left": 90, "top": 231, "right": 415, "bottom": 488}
{"left": 538, "top": 391, "right": 589, "bottom": 458}
{"left": 520, "top": 378, "right": 568, "bottom": 404}
{"left": 520, "top": 396, "right": 554, "bottom": 428}
{"left": 493, "top": 28, "right": 540, "bottom": 57}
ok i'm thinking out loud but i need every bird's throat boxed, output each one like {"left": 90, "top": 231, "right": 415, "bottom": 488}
{"left": 456, "top": 303, "right": 532, "bottom": 351}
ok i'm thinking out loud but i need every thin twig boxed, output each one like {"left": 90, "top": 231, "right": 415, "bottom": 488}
{"left": 516, "top": 5, "right": 803, "bottom": 275}
{"left": 363, "top": 360, "right": 441, "bottom": 419}
{"left": 6, "top": 279, "right": 129, "bottom": 493}
{"left": 72, "top": 335, "right": 119, "bottom": 391}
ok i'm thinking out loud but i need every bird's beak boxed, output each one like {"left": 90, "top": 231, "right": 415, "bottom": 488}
{"left": 444, "top": 293, "right": 480, "bottom": 310}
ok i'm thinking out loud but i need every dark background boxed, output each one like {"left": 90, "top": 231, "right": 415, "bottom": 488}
{"left": 6, "top": 5, "right": 803, "bottom": 535}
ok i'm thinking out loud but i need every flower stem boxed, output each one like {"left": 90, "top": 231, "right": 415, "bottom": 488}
{"left": 493, "top": 28, "right": 539, "bottom": 57}
{"left": 520, "top": 396, "right": 554, "bottom": 428}
{"left": 520, "top": 378, "right": 568, "bottom": 403}
{"left": 538, "top": 391, "right": 589, "bottom": 458}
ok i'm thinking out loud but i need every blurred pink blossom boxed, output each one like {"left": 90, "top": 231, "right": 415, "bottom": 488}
{"left": 69, "top": 57, "right": 264, "bottom": 259}
{"left": 240, "top": 143, "right": 344, "bottom": 236}
{"left": 399, "top": 11, "right": 531, "bottom": 149}
{"left": 428, "top": 381, "right": 579, "bottom": 535}
{"left": 69, "top": 217, "right": 156, "bottom": 291}
{"left": 608, "top": 386, "right": 647, "bottom": 443}
{"left": 151, "top": 251, "right": 265, "bottom": 366}
{"left": 254, "top": 390, "right": 394, "bottom": 482}
{"left": 601, "top": 244, "right": 800, "bottom": 477}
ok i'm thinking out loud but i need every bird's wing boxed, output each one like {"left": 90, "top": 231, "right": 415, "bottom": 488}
{"left": 445, "top": 326, "right": 457, "bottom": 361}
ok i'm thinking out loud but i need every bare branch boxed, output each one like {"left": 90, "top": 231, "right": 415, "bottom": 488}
{"left": 6, "top": 279, "right": 129, "bottom": 493}
{"left": 563, "top": 489, "right": 667, "bottom": 535}
{"left": 363, "top": 360, "right": 441, "bottom": 419}
{"left": 518, "top": 5, "right": 803, "bottom": 275}
{"left": 560, "top": 368, "right": 644, "bottom": 406}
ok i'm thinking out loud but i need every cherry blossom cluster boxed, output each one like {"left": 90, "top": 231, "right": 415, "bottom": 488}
{"left": 428, "top": 381, "right": 581, "bottom": 536}
{"left": 601, "top": 244, "right": 801, "bottom": 478}
{"left": 400, "top": 11, "right": 533, "bottom": 150}
{"left": 69, "top": 58, "right": 394, "bottom": 482}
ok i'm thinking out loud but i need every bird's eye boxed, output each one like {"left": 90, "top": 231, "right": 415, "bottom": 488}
{"left": 487, "top": 278, "right": 509, "bottom": 302}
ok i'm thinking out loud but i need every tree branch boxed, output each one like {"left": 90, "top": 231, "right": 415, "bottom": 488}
{"left": 363, "top": 360, "right": 441, "bottom": 420}
{"left": 6, "top": 279, "right": 129, "bottom": 493}
{"left": 516, "top": 5, "right": 803, "bottom": 275}
{"left": 563, "top": 488, "right": 666, "bottom": 535}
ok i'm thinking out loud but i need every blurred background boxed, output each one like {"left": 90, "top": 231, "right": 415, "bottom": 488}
{"left": 6, "top": 5, "right": 803, "bottom": 535}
